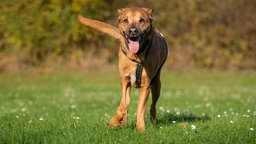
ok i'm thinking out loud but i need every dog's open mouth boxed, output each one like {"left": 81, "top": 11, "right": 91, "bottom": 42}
{"left": 128, "top": 36, "right": 141, "bottom": 54}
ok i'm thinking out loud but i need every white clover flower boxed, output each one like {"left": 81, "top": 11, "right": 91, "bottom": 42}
{"left": 71, "top": 104, "right": 77, "bottom": 109}
{"left": 191, "top": 124, "right": 196, "bottom": 130}
{"left": 230, "top": 120, "right": 234, "bottom": 124}
{"left": 205, "top": 103, "right": 211, "bottom": 107}
{"left": 15, "top": 115, "right": 19, "bottom": 119}
{"left": 159, "top": 106, "right": 165, "bottom": 112}
{"left": 104, "top": 113, "right": 110, "bottom": 118}
{"left": 224, "top": 111, "right": 228, "bottom": 116}
{"left": 250, "top": 128, "right": 254, "bottom": 131}
{"left": 243, "top": 114, "right": 250, "bottom": 118}
{"left": 39, "top": 118, "right": 44, "bottom": 121}
{"left": 172, "top": 121, "right": 176, "bottom": 124}
{"left": 73, "top": 116, "right": 80, "bottom": 120}
{"left": 174, "top": 107, "right": 179, "bottom": 112}
{"left": 217, "top": 115, "right": 221, "bottom": 118}
{"left": 28, "top": 120, "right": 32, "bottom": 124}
{"left": 21, "top": 107, "right": 27, "bottom": 112}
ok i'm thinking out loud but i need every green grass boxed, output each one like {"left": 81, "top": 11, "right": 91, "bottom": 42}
{"left": 0, "top": 71, "right": 255, "bottom": 143}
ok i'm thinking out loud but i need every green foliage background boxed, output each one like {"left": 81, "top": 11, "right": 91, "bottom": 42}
{"left": 0, "top": 0, "right": 256, "bottom": 71}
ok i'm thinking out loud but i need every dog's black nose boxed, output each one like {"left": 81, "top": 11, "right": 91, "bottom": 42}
{"left": 129, "top": 27, "right": 138, "bottom": 35}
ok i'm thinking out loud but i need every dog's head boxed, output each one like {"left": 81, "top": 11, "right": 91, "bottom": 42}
{"left": 118, "top": 7, "right": 153, "bottom": 54}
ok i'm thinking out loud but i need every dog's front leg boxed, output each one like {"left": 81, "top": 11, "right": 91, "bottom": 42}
{"left": 108, "top": 78, "right": 131, "bottom": 128}
{"left": 136, "top": 86, "right": 150, "bottom": 132}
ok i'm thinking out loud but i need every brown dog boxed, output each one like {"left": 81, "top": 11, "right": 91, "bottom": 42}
{"left": 78, "top": 7, "right": 168, "bottom": 132}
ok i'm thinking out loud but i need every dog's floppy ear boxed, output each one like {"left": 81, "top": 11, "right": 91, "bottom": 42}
{"left": 142, "top": 7, "right": 153, "bottom": 21}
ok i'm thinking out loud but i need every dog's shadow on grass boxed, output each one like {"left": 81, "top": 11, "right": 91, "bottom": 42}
{"left": 155, "top": 112, "right": 210, "bottom": 126}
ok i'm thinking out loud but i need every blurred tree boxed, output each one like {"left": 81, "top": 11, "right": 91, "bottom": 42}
{"left": 0, "top": 0, "right": 255, "bottom": 70}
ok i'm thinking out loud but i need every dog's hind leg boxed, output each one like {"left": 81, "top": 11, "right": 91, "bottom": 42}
{"left": 150, "top": 72, "right": 161, "bottom": 123}
{"left": 108, "top": 78, "right": 131, "bottom": 128}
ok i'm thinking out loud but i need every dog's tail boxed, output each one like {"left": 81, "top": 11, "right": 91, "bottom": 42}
{"left": 78, "top": 15, "right": 122, "bottom": 40}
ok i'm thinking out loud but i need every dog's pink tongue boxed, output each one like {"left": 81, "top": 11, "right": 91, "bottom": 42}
{"left": 128, "top": 40, "right": 139, "bottom": 54}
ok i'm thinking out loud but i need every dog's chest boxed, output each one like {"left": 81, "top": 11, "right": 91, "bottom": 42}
{"left": 126, "top": 72, "right": 148, "bottom": 88}
{"left": 122, "top": 63, "right": 149, "bottom": 88}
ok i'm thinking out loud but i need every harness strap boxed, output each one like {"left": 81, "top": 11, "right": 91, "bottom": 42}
{"left": 135, "top": 63, "right": 143, "bottom": 85}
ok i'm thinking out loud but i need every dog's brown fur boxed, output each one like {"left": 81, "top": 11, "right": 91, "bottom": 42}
{"left": 78, "top": 7, "right": 168, "bottom": 132}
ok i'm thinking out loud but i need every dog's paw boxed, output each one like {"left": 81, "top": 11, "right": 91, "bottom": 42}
{"left": 150, "top": 118, "right": 156, "bottom": 124}
{"left": 136, "top": 123, "right": 146, "bottom": 133}
{"left": 137, "top": 126, "right": 146, "bottom": 133}
{"left": 108, "top": 117, "right": 121, "bottom": 128}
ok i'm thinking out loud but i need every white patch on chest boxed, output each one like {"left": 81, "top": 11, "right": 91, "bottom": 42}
{"left": 125, "top": 73, "right": 136, "bottom": 86}
{"left": 130, "top": 72, "right": 136, "bottom": 86}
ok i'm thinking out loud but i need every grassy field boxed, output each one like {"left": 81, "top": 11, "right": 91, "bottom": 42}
{"left": 0, "top": 71, "right": 255, "bottom": 143}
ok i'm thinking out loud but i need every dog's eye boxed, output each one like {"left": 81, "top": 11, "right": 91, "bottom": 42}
{"left": 123, "top": 19, "right": 129, "bottom": 24}
{"left": 139, "top": 18, "right": 145, "bottom": 23}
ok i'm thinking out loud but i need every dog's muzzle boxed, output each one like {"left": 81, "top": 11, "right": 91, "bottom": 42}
{"left": 128, "top": 27, "right": 139, "bottom": 38}
{"left": 122, "top": 26, "right": 143, "bottom": 54}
